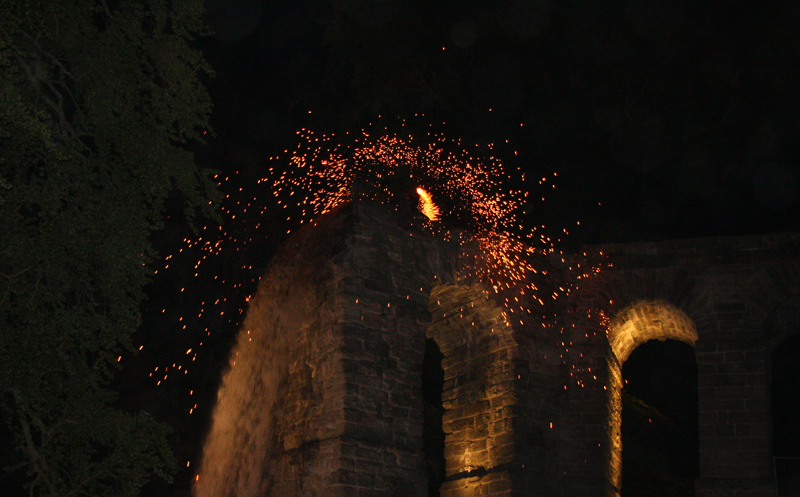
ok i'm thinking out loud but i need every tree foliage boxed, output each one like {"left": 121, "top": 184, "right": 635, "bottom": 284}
{"left": 0, "top": 0, "right": 219, "bottom": 494}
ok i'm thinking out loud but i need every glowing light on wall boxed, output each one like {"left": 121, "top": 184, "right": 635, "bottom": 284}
{"left": 604, "top": 300, "right": 698, "bottom": 493}
{"left": 608, "top": 301, "right": 698, "bottom": 362}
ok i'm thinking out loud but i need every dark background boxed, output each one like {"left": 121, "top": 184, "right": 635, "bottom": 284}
{"left": 2, "top": 2, "right": 798, "bottom": 496}
{"left": 136, "top": 0, "right": 800, "bottom": 495}
{"left": 196, "top": 0, "right": 799, "bottom": 245}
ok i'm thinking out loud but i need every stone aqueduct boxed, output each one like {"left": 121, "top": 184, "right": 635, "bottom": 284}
{"left": 202, "top": 200, "right": 800, "bottom": 497}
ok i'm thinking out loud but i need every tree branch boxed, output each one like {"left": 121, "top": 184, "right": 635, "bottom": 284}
{"left": 99, "top": 0, "right": 113, "bottom": 18}
{"left": 11, "top": 391, "right": 59, "bottom": 497}
{"left": 0, "top": 266, "right": 33, "bottom": 280}
{"left": 13, "top": 52, "right": 74, "bottom": 141}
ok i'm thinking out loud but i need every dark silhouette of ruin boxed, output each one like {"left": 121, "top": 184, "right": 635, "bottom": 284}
{"left": 197, "top": 201, "right": 800, "bottom": 497}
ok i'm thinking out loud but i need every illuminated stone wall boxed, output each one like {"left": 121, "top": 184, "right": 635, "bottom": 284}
{"left": 427, "top": 283, "right": 519, "bottom": 496}
{"left": 212, "top": 200, "right": 549, "bottom": 497}
{"left": 202, "top": 200, "right": 800, "bottom": 497}
{"left": 570, "top": 234, "right": 800, "bottom": 497}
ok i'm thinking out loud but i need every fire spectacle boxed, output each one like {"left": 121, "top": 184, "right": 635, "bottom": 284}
{"left": 138, "top": 120, "right": 608, "bottom": 482}
{"left": 267, "top": 127, "right": 565, "bottom": 317}
{"left": 263, "top": 121, "right": 607, "bottom": 367}
{"left": 268, "top": 128, "right": 523, "bottom": 232}
{"left": 143, "top": 123, "right": 599, "bottom": 390}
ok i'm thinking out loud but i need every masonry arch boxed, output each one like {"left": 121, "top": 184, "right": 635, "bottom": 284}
{"left": 425, "top": 282, "right": 518, "bottom": 495}
{"left": 605, "top": 301, "right": 699, "bottom": 496}
{"left": 770, "top": 334, "right": 800, "bottom": 481}
{"left": 608, "top": 301, "right": 698, "bottom": 364}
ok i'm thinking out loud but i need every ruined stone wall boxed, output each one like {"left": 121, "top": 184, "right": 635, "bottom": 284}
{"left": 199, "top": 200, "right": 549, "bottom": 496}
{"left": 199, "top": 199, "right": 800, "bottom": 497}
{"left": 569, "top": 233, "right": 800, "bottom": 497}
{"left": 427, "top": 283, "right": 518, "bottom": 496}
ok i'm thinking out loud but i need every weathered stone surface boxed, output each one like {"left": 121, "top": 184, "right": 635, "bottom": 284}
{"left": 198, "top": 200, "right": 800, "bottom": 497}
{"left": 568, "top": 234, "right": 800, "bottom": 497}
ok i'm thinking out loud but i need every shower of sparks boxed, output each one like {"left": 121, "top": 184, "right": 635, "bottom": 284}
{"left": 132, "top": 117, "right": 611, "bottom": 464}
{"left": 267, "top": 127, "right": 563, "bottom": 312}
{"left": 268, "top": 128, "right": 523, "bottom": 234}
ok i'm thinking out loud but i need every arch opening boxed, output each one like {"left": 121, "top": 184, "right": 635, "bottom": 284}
{"left": 606, "top": 301, "right": 699, "bottom": 496}
{"left": 770, "top": 332, "right": 800, "bottom": 495}
{"left": 621, "top": 339, "right": 699, "bottom": 497}
{"left": 421, "top": 338, "right": 446, "bottom": 497}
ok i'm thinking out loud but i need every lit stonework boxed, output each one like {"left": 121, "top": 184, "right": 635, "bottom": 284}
{"left": 196, "top": 201, "right": 800, "bottom": 497}
{"left": 604, "top": 302, "right": 698, "bottom": 495}
{"left": 608, "top": 301, "right": 697, "bottom": 363}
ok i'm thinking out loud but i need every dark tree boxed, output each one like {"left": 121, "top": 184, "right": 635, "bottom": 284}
{"left": 0, "top": 0, "right": 220, "bottom": 495}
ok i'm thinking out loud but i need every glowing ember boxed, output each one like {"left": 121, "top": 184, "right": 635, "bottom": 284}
{"left": 416, "top": 187, "right": 440, "bottom": 221}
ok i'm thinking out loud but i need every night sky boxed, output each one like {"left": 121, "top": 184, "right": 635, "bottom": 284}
{"left": 1, "top": 2, "right": 798, "bottom": 496}
{"left": 195, "top": 0, "right": 799, "bottom": 246}
{"left": 134, "top": 0, "right": 800, "bottom": 494}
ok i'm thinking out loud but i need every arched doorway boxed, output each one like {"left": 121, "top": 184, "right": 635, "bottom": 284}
{"left": 621, "top": 339, "right": 698, "bottom": 496}
{"left": 606, "top": 301, "right": 699, "bottom": 496}
{"left": 771, "top": 332, "right": 800, "bottom": 496}
{"left": 421, "top": 338, "right": 446, "bottom": 496}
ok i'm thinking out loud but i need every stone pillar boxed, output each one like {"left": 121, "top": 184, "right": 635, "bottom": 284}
{"left": 326, "top": 202, "right": 442, "bottom": 496}
{"left": 237, "top": 202, "right": 442, "bottom": 497}
{"left": 428, "top": 284, "right": 518, "bottom": 497}
{"left": 605, "top": 354, "right": 623, "bottom": 497}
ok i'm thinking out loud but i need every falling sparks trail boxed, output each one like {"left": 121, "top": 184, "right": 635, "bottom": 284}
{"left": 416, "top": 187, "right": 439, "bottom": 221}
{"left": 269, "top": 129, "right": 523, "bottom": 234}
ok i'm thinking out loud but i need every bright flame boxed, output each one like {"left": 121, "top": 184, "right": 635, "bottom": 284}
{"left": 416, "top": 187, "right": 439, "bottom": 221}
